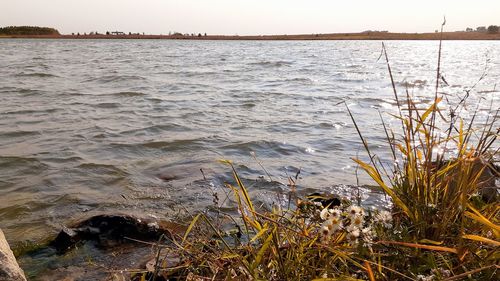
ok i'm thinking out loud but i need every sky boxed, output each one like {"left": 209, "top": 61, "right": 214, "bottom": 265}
{"left": 1, "top": 0, "right": 499, "bottom": 35}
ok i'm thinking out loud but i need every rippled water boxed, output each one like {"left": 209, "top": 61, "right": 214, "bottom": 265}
{"left": 0, "top": 39, "right": 499, "bottom": 244}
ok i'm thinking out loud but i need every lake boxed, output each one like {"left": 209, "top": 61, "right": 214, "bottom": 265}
{"left": 0, "top": 39, "right": 498, "bottom": 244}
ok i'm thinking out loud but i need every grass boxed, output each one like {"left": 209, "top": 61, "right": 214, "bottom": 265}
{"left": 132, "top": 24, "right": 499, "bottom": 280}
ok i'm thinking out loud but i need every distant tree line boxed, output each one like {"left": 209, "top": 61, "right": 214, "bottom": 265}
{"left": 487, "top": 25, "right": 499, "bottom": 34}
{"left": 0, "top": 26, "right": 60, "bottom": 35}
{"left": 465, "top": 25, "right": 499, "bottom": 34}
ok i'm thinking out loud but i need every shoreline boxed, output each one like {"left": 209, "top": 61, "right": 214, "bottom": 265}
{"left": 2, "top": 31, "right": 500, "bottom": 40}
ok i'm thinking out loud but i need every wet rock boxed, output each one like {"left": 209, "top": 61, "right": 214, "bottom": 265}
{"left": 0, "top": 229, "right": 27, "bottom": 281}
{"left": 305, "top": 192, "right": 341, "bottom": 208}
{"left": 50, "top": 214, "right": 185, "bottom": 253}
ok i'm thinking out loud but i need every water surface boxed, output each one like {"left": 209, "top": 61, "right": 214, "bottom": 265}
{"left": 0, "top": 39, "right": 498, "bottom": 244}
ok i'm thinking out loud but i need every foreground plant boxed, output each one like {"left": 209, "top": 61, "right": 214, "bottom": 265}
{"left": 138, "top": 161, "right": 380, "bottom": 280}
{"left": 347, "top": 36, "right": 499, "bottom": 279}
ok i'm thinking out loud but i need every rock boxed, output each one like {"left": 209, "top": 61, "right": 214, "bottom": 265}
{"left": 50, "top": 214, "right": 186, "bottom": 253}
{"left": 305, "top": 192, "right": 341, "bottom": 208}
{"left": 0, "top": 229, "right": 27, "bottom": 281}
{"left": 51, "top": 226, "right": 80, "bottom": 253}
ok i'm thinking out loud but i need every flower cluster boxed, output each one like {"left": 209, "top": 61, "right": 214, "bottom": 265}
{"left": 374, "top": 210, "right": 393, "bottom": 228}
{"left": 318, "top": 204, "right": 379, "bottom": 247}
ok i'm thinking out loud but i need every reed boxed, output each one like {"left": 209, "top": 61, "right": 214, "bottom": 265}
{"left": 347, "top": 20, "right": 499, "bottom": 280}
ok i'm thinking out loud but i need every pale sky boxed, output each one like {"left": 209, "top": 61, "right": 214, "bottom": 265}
{"left": 1, "top": 0, "right": 499, "bottom": 35}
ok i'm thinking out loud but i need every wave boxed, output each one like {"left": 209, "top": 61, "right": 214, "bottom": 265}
{"left": 15, "top": 72, "right": 59, "bottom": 78}
{"left": 77, "top": 163, "right": 128, "bottom": 175}
{"left": 221, "top": 140, "right": 308, "bottom": 157}
{"left": 108, "top": 91, "right": 146, "bottom": 97}
{"left": 95, "top": 102, "right": 121, "bottom": 109}
{"left": 40, "top": 156, "right": 84, "bottom": 164}
{"left": 249, "top": 60, "right": 293, "bottom": 67}
{"left": 120, "top": 123, "right": 191, "bottom": 135}
{"left": 84, "top": 75, "right": 147, "bottom": 83}
{"left": 0, "top": 130, "right": 41, "bottom": 138}
{"left": 0, "top": 156, "right": 48, "bottom": 171}
{"left": 396, "top": 79, "right": 428, "bottom": 88}
{"left": 109, "top": 136, "right": 224, "bottom": 152}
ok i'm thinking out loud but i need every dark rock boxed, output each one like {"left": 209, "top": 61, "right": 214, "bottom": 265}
{"left": 50, "top": 226, "right": 79, "bottom": 253}
{"left": 305, "top": 192, "right": 341, "bottom": 208}
{"left": 50, "top": 214, "right": 185, "bottom": 254}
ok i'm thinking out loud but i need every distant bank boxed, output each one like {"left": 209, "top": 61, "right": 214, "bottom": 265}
{"left": 1, "top": 26, "right": 500, "bottom": 40}
{"left": 2, "top": 32, "right": 500, "bottom": 40}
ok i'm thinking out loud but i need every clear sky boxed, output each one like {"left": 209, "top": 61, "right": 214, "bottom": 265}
{"left": 1, "top": 0, "right": 498, "bottom": 35}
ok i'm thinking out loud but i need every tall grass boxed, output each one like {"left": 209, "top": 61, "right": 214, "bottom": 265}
{"left": 348, "top": 21, "right": 499, "bottom": 279}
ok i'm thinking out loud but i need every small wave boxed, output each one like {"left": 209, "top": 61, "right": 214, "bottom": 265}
{"left": 477, "top": 89, "right": 499, "bottom": 94}
{"left": 77, "top": 162, "right": 126, "bottom": 172}
{"left": 15, "top": 72, "right": 59, "bottom": 78}
{"left": 241, "top": 102, "right": 256, "bottom": 108}
{"left": 276, "top": 77, "right": 314, "bottom": 84}
{"left": 0, "top": 130, "right": 41, "bottom": 138}
{"left": 249, "top": 60, "right": 293, "bottom": 67}
{"left": 0, "top": 86, "right": 18, "bottom": 93}
{"left": 110, "top": 137, "right": 217, "bottom": 152}
{"left": 397, "top": 79, "right": 428, "bottom": 88}
{"left": 120, "top": 123, "right": 191, "bottom": 135}
{"left": 74, "top": 163, "right": 129, "bottom": 181}
{"left": 183, "top": 71, "right": 218, "bottom": 77}
{"left": 95, "top": 102, "right": 121, "bottom": 109}
{"left": 85, "top": 75, "right": 147, "bottom": 83}
{"left": 221, "top": 140, "right": 306, "bottom": 157}
{"left": 141, "top": 140, "right": 195, "bottom": 149}
{"left": 317, "top": 122, "right": 333, "bottom": 128}
{"left": 108, "top": 91, "right": 146, "bottom": 97}
{"left": 40, "top": 156, "right": 84, "bottom": 164}
{"left": 3, "top": 108, "right": 59, "bottom": 115}
{"left": 0, "top": 156, "right": 48, "bottom": 171}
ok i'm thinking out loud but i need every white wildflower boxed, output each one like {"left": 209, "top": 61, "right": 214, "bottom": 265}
{"left": 346, "top": 224, "right": 360, "bottom": 245}
{"left": 329, "top": 208, "right": 341, "bottom": 218}
{"left": 361, "top": 227, "right": 373, "bottom": 245}
{"left": 351, "top": 214, "right": 364, "bottom": 227}
{"left": 346, "top": 224, "right": 360, "bottom": 236}
{"left": 323, "top": 217, "right": 342, "bottom": 234}
{"left": 320, "top": 225, "right": 330, "bottom": 238}
{"left": 347, "top": 205, "right": 364, "bottom": 218}
{"left": 416, "top": 274, "right": 435, "bottom": 281}
{"left": 321, "top": 207, "right": 341, "bottom": 221}
{"left": 375, "top": 210, "right": 393, "bottom": 227}
{"left": 320, "top": 208, "right": 330, "bottom": 220}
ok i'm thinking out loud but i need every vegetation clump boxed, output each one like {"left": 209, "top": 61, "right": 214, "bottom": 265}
{"left": 0, "top": 26, "right": 60, "bottom": 36}
{"left": 487, "top": 25, "right": 499, "bottom": 34}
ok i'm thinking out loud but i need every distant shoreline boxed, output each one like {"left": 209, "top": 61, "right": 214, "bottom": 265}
{"left": 2, "top": 31, "right": 500, "bottom": 40}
